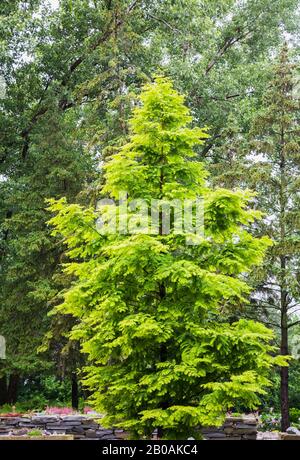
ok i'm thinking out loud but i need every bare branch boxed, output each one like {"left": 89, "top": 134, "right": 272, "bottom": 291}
{"left": 147, "top": 13, "right": 181, "bottom": 33}
{"left": 205, "top": 29, "right": 253, "bottom": 75}
{"left": 200, "top": 134, "right": 221, "bottom": 157}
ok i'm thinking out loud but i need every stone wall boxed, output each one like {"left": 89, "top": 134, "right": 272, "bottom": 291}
{"left": 201, "top": 415, "right": 258, "bottom": 440}
{"left": 280, "top": 432, "right": 300, "bottom": 440}
{"left": 0, "top": 415, "right": 118, "bottom": 440}
{"left": 0, "top": 414, "right": 258, "bottom": 440}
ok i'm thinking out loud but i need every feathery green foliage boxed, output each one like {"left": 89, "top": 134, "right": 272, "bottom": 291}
{"left": 47, "top": 78, "right": 286, "bottom": 439}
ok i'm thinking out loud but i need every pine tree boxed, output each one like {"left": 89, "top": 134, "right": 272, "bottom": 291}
{"left": 48, "top": 77, "right": 288, "bottom": 439}
{"left": 244, "top": 45, "right": 300, "bottom": 431}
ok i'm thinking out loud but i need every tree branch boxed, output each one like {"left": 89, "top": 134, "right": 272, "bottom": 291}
{"left": 147, "top": 13, "right": 181, "bottom": 33}
{"left": 243, "top": 315, "right": 280, "bottom": 329}
{"left": 19, "top": 0, "right": 141, "bottom": 159}
{"left": 205, "top": 29, "right": 253, "bottom": 75}
{"left": 200, "top": 134, "right": 221, "bottom": 157}
{"left": 288, "top": 320, "right": 300, "bottom": 329}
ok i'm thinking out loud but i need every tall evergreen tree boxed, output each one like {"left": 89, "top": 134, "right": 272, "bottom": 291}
{"left": 48, "top": 77, "right": 287, "bottom": 439}
{"left": 243, "top": 46, "right": 300, "bottom": 431}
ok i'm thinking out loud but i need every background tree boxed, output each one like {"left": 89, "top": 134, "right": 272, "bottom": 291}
{"left": 243, "top": 46, "right": 300, "bottom": 431}
{"left": 214, "top": 45, "right": 300, "bottom": 430}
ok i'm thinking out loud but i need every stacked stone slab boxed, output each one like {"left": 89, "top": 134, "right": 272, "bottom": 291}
{"left": 0, "top": 414, "right": 258, "bottom": 440}
{"left": 280, "top": 433, "right": 300, "bottom": 440}
{"left": 201, "top": 415, "right": 258, "bottom": 440}
{"left": 0, "top": 415, "right": 118, "bottom": 440}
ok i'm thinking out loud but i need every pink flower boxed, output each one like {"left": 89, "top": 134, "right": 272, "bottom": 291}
{"left": 45, "top": 406, "right": 75, "bottom": 415}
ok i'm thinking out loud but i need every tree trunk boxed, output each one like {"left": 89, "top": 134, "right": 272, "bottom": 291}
{"left": 0, "top": 376, "right": 7, "bottom": 405}
{"left": 280, "top": 277, "right": 289, "bottom": 431}
{"left": 280, "top": 355, "right": 289, "bottom": 431}
{"left": 279, "top": 123, "right": 289, "bottom": 432}
{"left": 157, "top": 160, "right": 167, "bottom": 439}
{"left": 7, "top": 374, "right": 19, "bottom": 404}
{"left": 71, "top": 372, "right": 79, "bottom": 410}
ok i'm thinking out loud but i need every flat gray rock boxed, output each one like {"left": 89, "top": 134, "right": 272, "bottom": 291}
{"left": 3, "top": 418, "right": 21, "bottom": 425}
{"left": 32, "top": 416, "right": 58, "bottom": 423}
{"left": 61, "top": 415, "right": 87, "bottom": 421}
{"left": 203, "top": 432, "right": 227, "bottom": 439}
{"left": 286, "top": 426, "right": 300, "bottom": 435}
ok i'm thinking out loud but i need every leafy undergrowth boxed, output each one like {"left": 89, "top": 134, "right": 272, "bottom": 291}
{"left": 258, "top": 408, "right": 300, "bottom": 431}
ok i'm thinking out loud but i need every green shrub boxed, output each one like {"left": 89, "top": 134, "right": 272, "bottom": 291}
{"left": 28, "top": 429, "right": 43, "bottom": 437}
{"left": 290, "top": 408, "right": 300, "bottom": 424}
{"left": 17, "top": 375, "right": 72, "bottom": 409}
{"left": 259, "top": 411, "right": 281, "bottom": 431}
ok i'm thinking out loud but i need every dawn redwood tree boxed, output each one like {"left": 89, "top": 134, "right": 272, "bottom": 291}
{"left": 48, "top": 77, "right": 287, "bottom": 439}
